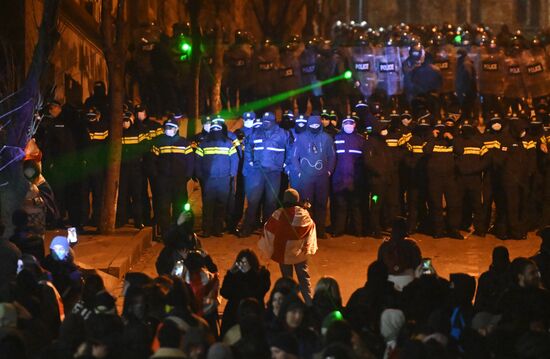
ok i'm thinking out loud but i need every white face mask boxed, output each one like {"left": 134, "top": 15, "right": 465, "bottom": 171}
{"left": 244, "top": 119, "right": 254, "bottom": 128}
{"left": 137, "top": 112, "right": 146, "bottom": 121}
{"left": 123, "top": 121, "right": 131, "bottom": 129}
{"left": 491, "top": 122, "right": 502, "bottom": 131}
{"left": 203, "top": 123, "right": 211, "bottom": 133}
{"left": 309, "top": 123, "right": 321, "bottom": 129}
{"left": 520, "top": 130, "right": 526, "bottom": 138}
{"left": 380, "top": 129, "right": 389, "bottom": 136}
{"left": 402, "top": 118, "right": 412, "bottom": 126}
{"left": 165, "top": 127, "right": 177, "bottom": 137}
{"left": 343, "top": 124, "right": 355, "bottom": 134}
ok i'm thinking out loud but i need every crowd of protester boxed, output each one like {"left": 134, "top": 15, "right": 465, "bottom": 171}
{"left": 1, "top": 209, "right": 550, "bottom": 358}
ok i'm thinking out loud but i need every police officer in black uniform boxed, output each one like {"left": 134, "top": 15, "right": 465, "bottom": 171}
{"left": 82, "top": 106, "right": 110, "bottom": 228}
{"left": 117, "top": 111, "right": 147, "bottom": 229}
{"left": 482, "top": 113, "right": 507, "bottom": 238}
{"left": 454, "top": 118, "right": 487, "bottom": 236}
{"left": 36, "top": 101, "right": 81, "bottom": 229}
{"left": 424, "top": 118, "right": 463, "bottom": 239}
{"left": 135, "top": 105, "right": 162, "bottom": 226}
{"left": 151, "top": 116, "right": 194, "bottom": 233}
{"left": 404, "top": 111, "right": 432, "bottom": 234}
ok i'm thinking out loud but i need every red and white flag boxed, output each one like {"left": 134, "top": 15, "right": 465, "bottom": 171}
{"left": 258, "top": 206, "right": 318, "bottom": 265}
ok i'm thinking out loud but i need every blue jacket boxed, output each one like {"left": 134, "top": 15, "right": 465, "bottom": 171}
{"left": 332, "top": 131, "right": 366, "bottom": 191}
{"left": 291, "top": 130, "right": 336, "bottom": 178}
{"left": 244, "top": 125, "right": 289, "bottom": 173}
{"left": 194, "top": 133, "right": 238, "bottom": 179}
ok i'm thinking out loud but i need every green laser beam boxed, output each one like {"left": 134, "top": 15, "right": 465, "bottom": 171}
{"left": 217, "top": 71, "right": 352, "bottom": 119}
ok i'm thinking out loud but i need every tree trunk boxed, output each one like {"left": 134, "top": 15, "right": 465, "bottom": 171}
{"left": 210, "top": 19, "right": 224, "bottom": 114}
{"left": 98, "top": 0, "right": 127, "bottom": 234}
{"left": 0, "top": 0, "right": 60, "bottom": 239}
{"left": 98, "top": 60, "right": 124, "bottom": 234}
{"left": 186, "top": 0, "right": 201, "bottom": 136}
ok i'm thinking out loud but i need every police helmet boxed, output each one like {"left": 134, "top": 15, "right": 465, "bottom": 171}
{"left": 461, "top": 118, "right": 474, "bottom": 128}
{"left": 212, "top": 114, "right": 225, "bottom": 124}
{"left": 369, "top": 102, "right": 382, "bottom": 115}
{"left": 242, "top": 111, "right": 256, "bottom": 121}
{"left": 530, "top": 112, "right": 543, "bottom": 125}
{"left": 355, "top": 100, "right": 368, "bottom": 109}
{"left": 342, "top": 115, "right": 355, "bottom": 124}
{"left": 262, "top": 112, "right": 276, "bottom": 122}
{"left": 355, "top": 34, "right": 369, "bottom": 46}
{"left": 379, "top": 114, "right": 391, "bottom": 124}
{"left": 201, "top": 115, "right": 212, "bottom": 124}
{"left": 409, "top": 42, "right": 424, "bottom": 61}
{"left": 417, "top": 116, "right": 431, "bottom": 127}
{"left": 283, "top": 110, "right": 294, "bottom": 119}
{"left": 289, "top": 34, "right": 302, "bottom": 44}
{"left": 235, "top": 29, "right": 245, "bottom": 43}
{"left": 489, "top": 112, "right": 503, "bottom": 124}
{"left": 321, "top": 109, "right": 330, "bottom": 119}
{"left": 85, "top": 106, "right": 100, "bottom": 120}
{"left": 401, "top": 110, "right": 412, "bottom": 121}
{"left": 417, "top": 110, "right": 432, "bottom": 125}
{"left": 434, "top": 119, "right": 446, "bottom": 128}
{"left": 506, "top": 112, "right": 519, "bottom": 121}
{"left": 164, "top": 118, "right": 179, "bottom": 128}
{"left": 123, "top": 111, "right": 133, "bottom": 120}
{"left": 295, "top": 114, "right": 307, "bottom": 126}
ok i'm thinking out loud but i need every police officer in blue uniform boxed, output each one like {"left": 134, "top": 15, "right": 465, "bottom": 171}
{"left": 211, "top": 116, "right": 242, "bottom": 234}
{"left": 240, "top": 112, "right": 289, "bottom": 237}
{"left": 331, "top": 115, "right": 366, "bottom": 237}
{"left": 195, "top": 119, "right": 238, "bottom": 237}
{"left": 291, "top": 114, "right": 336, "bottom": 238}
{"left": 151, "top": 116, "right": 194, "bottom": 233}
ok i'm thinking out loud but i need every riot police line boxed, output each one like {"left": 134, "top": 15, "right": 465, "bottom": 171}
{"left": 36, "top": 22, "right": 550, "bottom": 241}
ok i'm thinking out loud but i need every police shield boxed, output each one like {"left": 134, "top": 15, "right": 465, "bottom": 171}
{"left": 476, "top": 48, "right": 506, "bottom": 96}
{"left": 375, "top": 45, "right": 404, "bottom": 96}
{"left": 351, "top": 45, "right": 377, "bottom": 98}
{"left": 430, "top": 44, "right": 456, "bottom": 94}
{"left": 503, "top": 52, "right": 527, "bottom": 99}
{"left": 251, "top": 45, "right": 280, "bottom": 99}
{"left": 521, "top": 48, "right": 550, "bottom": 99}
{"left": 299, "top": 47, "right": 322, "bottom": 96}
{"left": 224, "top": 43, "right": 253, "bottom": 88}
{"left": 278, "top": 50, "right": 301, "bottom": 94}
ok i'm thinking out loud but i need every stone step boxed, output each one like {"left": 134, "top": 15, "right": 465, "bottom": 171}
{"left": 46, "top": 226, "right": 153, "bottom": 281}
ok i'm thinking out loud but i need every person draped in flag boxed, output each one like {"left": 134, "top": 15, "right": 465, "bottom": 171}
{"left": 258, "top": 188, "right": 317, "bottom": 304}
